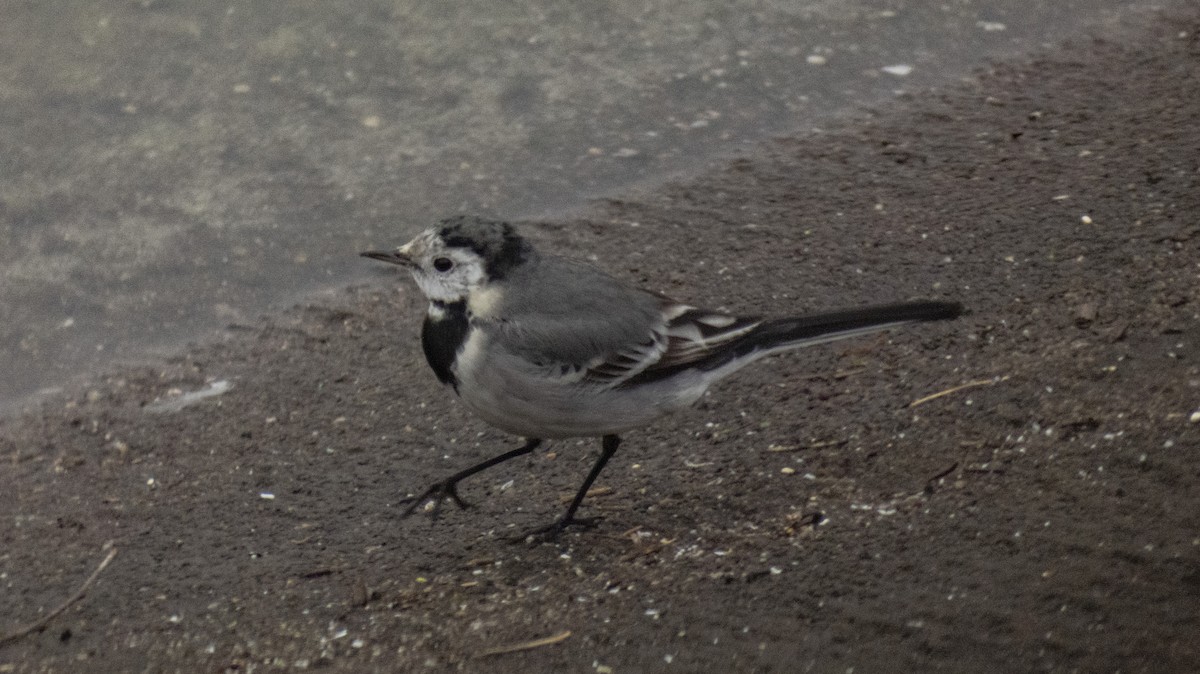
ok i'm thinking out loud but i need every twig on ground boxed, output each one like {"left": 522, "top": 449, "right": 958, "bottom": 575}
{"left": 559, "top": 486, "right": 612, "bottom": 503}
{"left": 928, "top": 462, "right": 959, "bottom": 484}
{"left": 923, "top": 462, "right": 960, "bottom": 495}
{"left": 765, "top": 438, "right": 848, "bottom": 453}
{"left": 909, "top": 376, "right": 1010, "bottom": 408}
{"left": 476, "top": 630, "right": 572, "bottom": 657}
{"left": 0, "top": 545, "right": 117, "bottom": 646}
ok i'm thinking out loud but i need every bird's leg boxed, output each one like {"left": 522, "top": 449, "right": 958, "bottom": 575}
{"left": 515, "top": 434, "right": 621, "bottom": 542}
{"left": 401, "top": 438, "right": 542, "bottom": 520}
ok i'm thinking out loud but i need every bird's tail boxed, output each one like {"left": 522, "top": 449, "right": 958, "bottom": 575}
{"left": 708, "top": 300, "right": 962, "bottom": 373}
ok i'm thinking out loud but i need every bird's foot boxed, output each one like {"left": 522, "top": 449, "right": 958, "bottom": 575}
{"left": 509, "top": 515, "right": 601, "bottom": 544}
{"left": 399, "top": 479, "right": 473, "bottom": 521}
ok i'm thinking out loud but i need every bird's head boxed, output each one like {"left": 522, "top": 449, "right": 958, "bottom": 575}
{"left": 361, "top": 216, "right": 534, "bottom": 303}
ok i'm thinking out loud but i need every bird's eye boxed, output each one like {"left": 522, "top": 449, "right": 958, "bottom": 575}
{"left": 433, "top": 257, "right": 454, "bottom": 272}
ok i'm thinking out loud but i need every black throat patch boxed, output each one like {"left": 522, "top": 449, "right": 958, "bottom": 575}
{"left": 421, "top": 300, "right": 469, "bottom": 391}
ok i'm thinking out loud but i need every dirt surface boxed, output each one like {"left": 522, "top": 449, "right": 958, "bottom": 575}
{"left": 3, "top": 9, "right": 1199, "bottom": 674}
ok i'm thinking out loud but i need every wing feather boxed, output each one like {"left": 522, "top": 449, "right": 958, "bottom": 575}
{"left": 581, "top": 301, "right": 761, "bottom": 387}
{"left": 469, "top": 254, "right": 761, "bottom": 389}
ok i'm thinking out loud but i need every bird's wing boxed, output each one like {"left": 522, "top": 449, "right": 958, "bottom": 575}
{"left": 472, "top": 255, "right": 760, "bottom": 387}
{"left": 480, "top": 295, "right": 760, "bottom": 388}
{"left": 583, "top": 300, "right": 762, "bottom": 386}
{"left": 473, "top": 255, "right": 665, "bottom": 369}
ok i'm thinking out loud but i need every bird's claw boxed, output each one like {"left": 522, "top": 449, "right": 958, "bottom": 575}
{"left": 509, "top": 515, "right": 601, "bottom": 544}
{"left": 399, "top": 480, "right": 473, "bottom": 520}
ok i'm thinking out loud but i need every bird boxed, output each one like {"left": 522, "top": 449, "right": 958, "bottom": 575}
{"left": 362, "top": 215, "right": 961, "bottom": 540}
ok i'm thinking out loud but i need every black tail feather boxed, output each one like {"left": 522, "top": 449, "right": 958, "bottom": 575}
{"left": 751, "top": 301, "right": 960, "bottom": 348}
{"left": 715, "top": 300, "right": 962, "bottom": 372}
{"left": 620, "top": 300, "right": 962, "bottom": 387}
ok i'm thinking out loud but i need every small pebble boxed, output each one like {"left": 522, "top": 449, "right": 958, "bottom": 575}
{"left": 1074, "top": 303, "right": 1098, "bottom": 325}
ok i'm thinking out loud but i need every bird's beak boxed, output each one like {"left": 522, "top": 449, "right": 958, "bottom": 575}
{"left": 360, "top": 241, "right": 415, "bottom": 267}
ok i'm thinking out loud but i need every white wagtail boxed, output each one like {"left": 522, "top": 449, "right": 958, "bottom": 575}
{"left": 363, "top": 215, "right": 961, "bottom": 539}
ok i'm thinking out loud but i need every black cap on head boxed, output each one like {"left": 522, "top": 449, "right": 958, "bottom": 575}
{"left": 438, "top": 215, "right": 533, "bottom": 279}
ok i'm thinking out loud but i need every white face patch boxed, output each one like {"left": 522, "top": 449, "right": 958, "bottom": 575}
{"left": 401, "top": 230, "right": 488, "bottom": 303}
